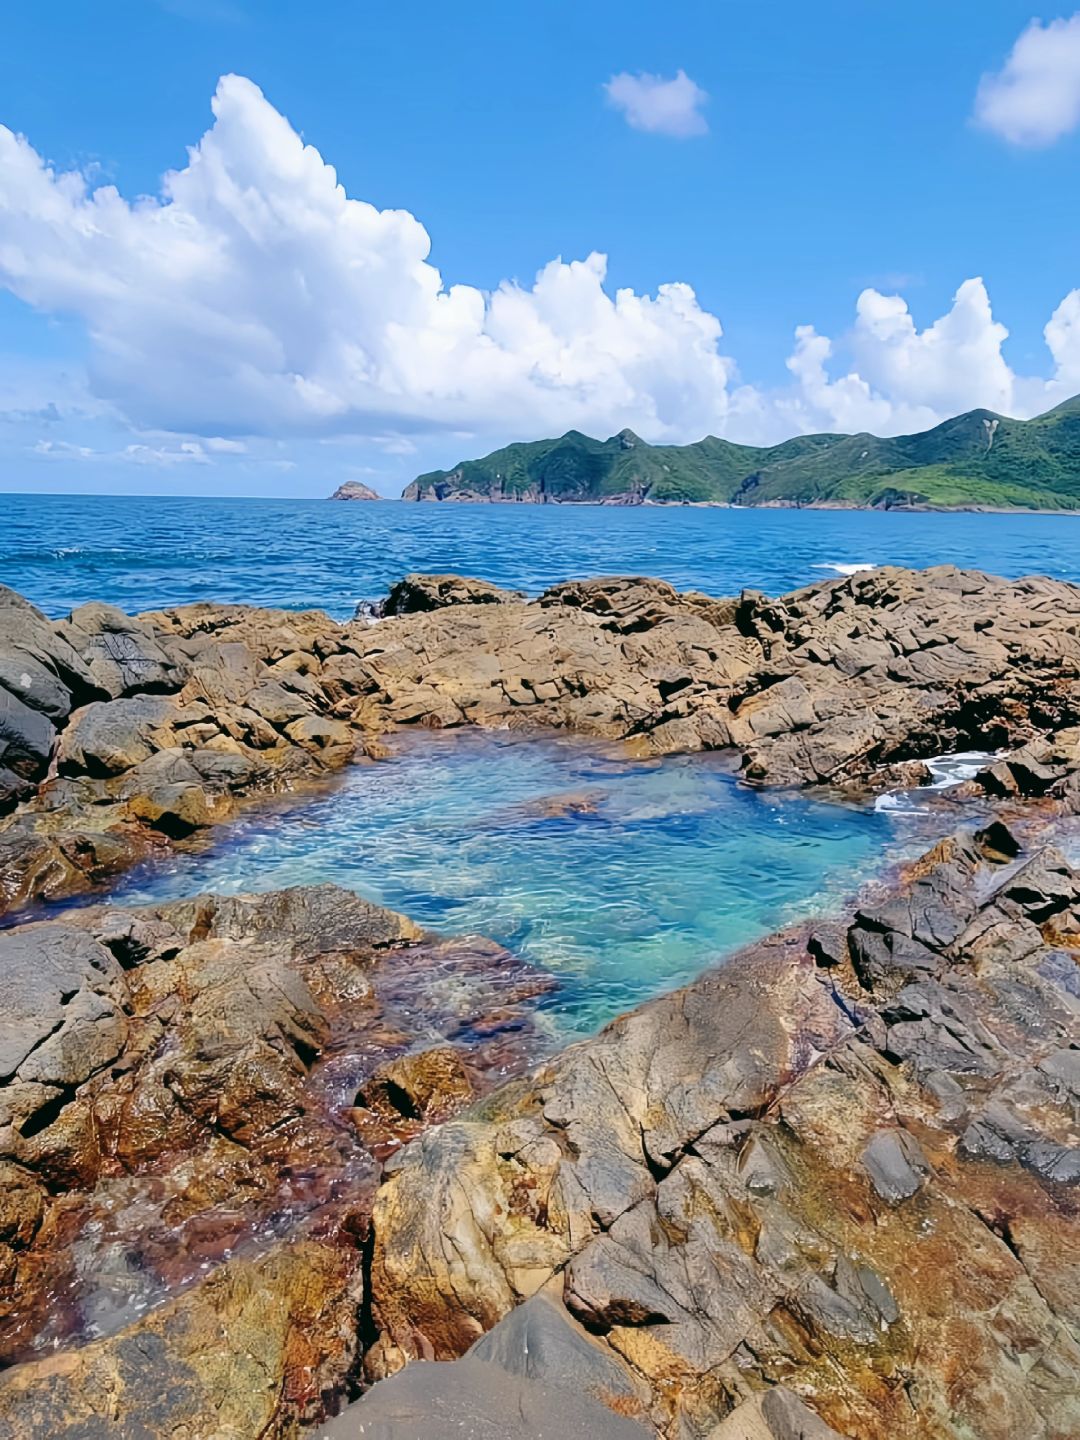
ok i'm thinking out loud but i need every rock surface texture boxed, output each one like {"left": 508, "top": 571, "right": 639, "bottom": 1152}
{"left": 363, "top": 822, "right": 1080, "bottom": 1439}
{"left": 6, "top": 565, "right": 1080, "bottom": 915}
{"left": 2, "top": 567, "right": 1080, "bottom": 1437}
{"left": 0, "top": 883, "right": 550, "bottom": 1431}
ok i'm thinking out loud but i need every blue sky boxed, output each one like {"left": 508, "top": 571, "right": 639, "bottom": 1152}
{"left": 1, "top": 0, "right": 1078, "bottom": 495}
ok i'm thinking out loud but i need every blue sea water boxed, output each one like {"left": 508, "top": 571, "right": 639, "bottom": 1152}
{"left": 3, "top": 491, "right": 1080, "bottom": 619}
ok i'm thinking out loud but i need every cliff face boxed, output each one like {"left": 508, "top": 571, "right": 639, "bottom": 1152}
{"left": 329, "top": 480, "right": 381, "bottom": 500}
{"left": 401, "top": 396, "right": 1080, "bottom": 510}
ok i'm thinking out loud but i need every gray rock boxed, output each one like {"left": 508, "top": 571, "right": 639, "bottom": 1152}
{"left": 58, "top": 602, "right": 186, "bottom": 698}
{"left": 470, "top": 1292, "right": 646, "bottom": 1406}
{"left": 860, "top": 1129, "right": 928, "bottom": 1204}
{"left": 317, "top": 1356, "right": 651, "bottom": 1439}
{"left": 709, "top": 1387, "right": 850, "bottom": 1439}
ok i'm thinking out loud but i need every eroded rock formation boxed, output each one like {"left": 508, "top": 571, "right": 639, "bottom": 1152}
{"left": 2, "top": 566, "right": 1080, "bottom": 1437}
{"left": 361, "top": 823, "right": 1080, "bottom": 1439}
{"left": 0, "top": 883, "right": 550, "bottom": 1419}
{"left": 6, "top": 566, "right": 1080, "bottom": 917}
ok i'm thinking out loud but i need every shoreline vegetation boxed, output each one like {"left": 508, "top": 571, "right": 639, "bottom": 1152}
{"left": 387, "top": 392, "right": 1080, "bottom": 512}
{"left": 0, "top": 567, "right": 1078, "bottom": 1437}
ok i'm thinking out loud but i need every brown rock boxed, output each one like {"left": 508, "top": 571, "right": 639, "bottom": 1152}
{"left": 0, "top": 1241, "right": 362, "bottom": 1438}
{"left": 368, "top": 827, "right": 1080, "bottom": 1438}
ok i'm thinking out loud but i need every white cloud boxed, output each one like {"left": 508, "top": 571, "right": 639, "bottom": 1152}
{"left": 0, "top": 75, "right": 733, "bottom": 446}
{"left": 0, "top": 73, "right": 1077, "bottom": 468}
{"left": 603, "top": 69, "right": 709, "bottom": 138}
{"left": 754, "top": 277, "right": 1077, "bottom": 441}
{"left": 975, "top": 13, "right": 1080, "bottom": 146}
{"left": 33, "top": 437, "right": 217, "bottom": 466}
{"left": 1045, "top": 289, "right": 1080, "bottom": 387}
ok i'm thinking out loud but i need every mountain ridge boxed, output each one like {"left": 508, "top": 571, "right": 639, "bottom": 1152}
{"left": 401, "top": 396, "right": 1080, "bottom": 511}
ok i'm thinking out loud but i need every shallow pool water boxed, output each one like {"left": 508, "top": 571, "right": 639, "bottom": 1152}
{"left": 113, "top": 730, "right": 951, "bottom": 1037}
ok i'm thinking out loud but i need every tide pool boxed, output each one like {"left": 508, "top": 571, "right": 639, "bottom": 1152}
{"left": 112, "top": 730, "right": 946, "bottom": 1038}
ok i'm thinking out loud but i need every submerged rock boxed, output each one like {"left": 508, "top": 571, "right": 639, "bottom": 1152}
{"left": 0, "top": 1242, "right": 362, "bottom": 1439}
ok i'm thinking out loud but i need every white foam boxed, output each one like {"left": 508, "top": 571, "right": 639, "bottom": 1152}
{"left": 874, "top": 750, "right": 1000, "bottom": 813}
{"left": 922, "top": 751, "right": 999, "bottom": 789}
{"left": 812, "top": 562, "right": 877, "bottom": 576}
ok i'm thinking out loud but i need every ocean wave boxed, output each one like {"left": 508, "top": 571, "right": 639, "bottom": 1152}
{"left": 812, "top": 562, "right": 877, "bottom": 576}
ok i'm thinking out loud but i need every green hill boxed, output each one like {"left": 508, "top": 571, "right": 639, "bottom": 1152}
{"left": 402, "top": 396, "right": 1080, "bottom": 510}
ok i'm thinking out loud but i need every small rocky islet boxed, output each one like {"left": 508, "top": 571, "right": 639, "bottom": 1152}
{"left": 0, "top": 566, "right": 1078, "bottom": 1438}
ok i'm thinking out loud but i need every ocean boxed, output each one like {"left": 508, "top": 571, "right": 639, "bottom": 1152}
{"left": 4, "top": 491, "right": 1080, "bottom": 619}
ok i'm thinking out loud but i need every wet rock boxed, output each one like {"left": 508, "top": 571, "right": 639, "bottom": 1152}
{"left": 0, "top": 1241, "right": 362, "bottom": 1439}
{"left": 0, "top": 883, "right": 558, "bottom": 1393}
{"left": 357, "top": 1046, "right": 474, "bottom": 1122}
{"left": 369, "top": 832, "right": 1080, "bottom": 1438}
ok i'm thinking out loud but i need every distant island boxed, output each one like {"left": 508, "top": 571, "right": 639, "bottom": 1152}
{"left": 401, "top": 394, "right": 1080, "bottom": 511}
{"left": 330, "top": 480, "right": 381, "bottom": 501}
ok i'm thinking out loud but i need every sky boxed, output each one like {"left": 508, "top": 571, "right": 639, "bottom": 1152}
{"left": 1, "top": 1, "right": 1079, "bottom": 497}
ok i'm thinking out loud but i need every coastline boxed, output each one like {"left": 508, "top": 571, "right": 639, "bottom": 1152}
{"left": 1, "top": 566, "right": 1079, "bottom": 1438}
{"left": 394, "top": 492, "right": 1080, "bottom": 514}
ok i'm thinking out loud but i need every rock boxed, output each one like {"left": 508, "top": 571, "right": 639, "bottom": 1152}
{"left": 381, "top": 573, "right": 527, "bottom": 615}
{"left": 9, "top": 564, "right": 1080, "bottom": 916}
{"left": 57, "top": 602, "right": 186, "bottom": 699}
{"left": 320, "top": 1354, "right": 651, "bottom": 1439}
{"left": 709, "top": 1388, "right": 849, "bottom": 1439}
{"left": 368, "top": 830, "right": 1080, "bottom": 1438}
{"left": 333, "top": 564, "right": 1080, "bottom": 782}
{"left": 356, "top": 1046, "right": 475, "bottom": 1125}
{"left": 58, "top": 694, "right": 191, "bottom": 776}
{"left": 860, "top": 1129, "right": 928, "bottom": 1204}
{"left": 0, "top": 1241, "right": 362, "bottom": 1439}
{"left": 469, "top": 1290, "right": 649, "bottom": 1413}
{"left": 0, "top": 883, "right": 557, "bottom": 1389}
{"left": 0, "top": 688, "right": 56, "bottom": 784}
{"left": 330, "top": 480, "right": 381, "bottom": 500}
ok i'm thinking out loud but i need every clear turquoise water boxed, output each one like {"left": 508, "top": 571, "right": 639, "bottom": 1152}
{"left": 112, "top": 730, "right": 941, "bottom": 1038}
{"left": 4, "top": 491, "right": 1080, "bottom": 620}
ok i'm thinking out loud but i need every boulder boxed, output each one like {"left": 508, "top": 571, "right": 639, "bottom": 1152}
{"left": 381, "top": 573, "right": 526, "bottom": 615}
{"left": 57, "top": 602, "right": 187, "bottom": 698}
{"left": 321, "top": 1355, "right": 650, "bottom": 1440}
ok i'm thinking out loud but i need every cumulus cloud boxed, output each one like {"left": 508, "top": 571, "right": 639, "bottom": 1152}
{"left": 975, "top": 13, "right": 1080, "bottom": 146}
{"left": 758, "top": 278, "right": 1077, "bottom": 441}
{"left": 0, "top": 73, "right": 1077, "bottom": 464}
{"left": 603, "top": 69, "right": 709, "bottom": 138}
{"left": 1045, "top": 289, "right": 1080, "bottom": 387}
{"left": 0, "top": 75, "right": 735, "bottom": 445}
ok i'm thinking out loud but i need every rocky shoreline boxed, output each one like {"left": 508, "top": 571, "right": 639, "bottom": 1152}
{"left": 0, "top": 567, "right": 1078, "bottom": 1437}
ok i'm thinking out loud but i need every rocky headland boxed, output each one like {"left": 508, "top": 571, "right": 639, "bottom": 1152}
{"left": 0, "top": 566, "right": 1078, "bottom": 1437}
